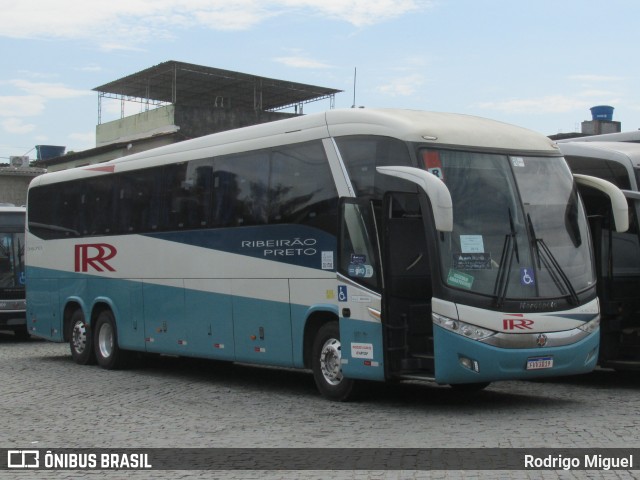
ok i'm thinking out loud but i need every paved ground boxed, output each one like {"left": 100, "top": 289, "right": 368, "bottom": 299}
{"left": 1, "top": 332, "right": 639, "bottom": 479}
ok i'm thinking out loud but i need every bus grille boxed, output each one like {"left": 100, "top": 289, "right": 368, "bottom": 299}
{"left": 0, "top": 289, "right": 25, "bottom": 300}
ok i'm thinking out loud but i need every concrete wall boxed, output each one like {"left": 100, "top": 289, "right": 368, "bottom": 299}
{"left": 0, "top": 169, "right": 46, "bottom": 206}
{"left": 96, "top": 105, "right": 178, "bottom": 147}
{"left": 174, "top": 106, "right": 297, "bottom": 138}
{"left": 96, "top": 104, "right": 298, "bottom": 149}
{"left": 581, "top": 120, "right": 622, "bottom": 135}
{"left": 44, "top": 135, "right": 178, "bottom": 172}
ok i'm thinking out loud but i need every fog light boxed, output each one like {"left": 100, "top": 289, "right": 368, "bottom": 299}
{"left": 459, "top": 356, "right": 480, "bottom": 372}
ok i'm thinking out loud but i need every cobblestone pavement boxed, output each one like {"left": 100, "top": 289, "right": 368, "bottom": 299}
{"left": 1, "top": 332, "right": 639, "bottom": 479}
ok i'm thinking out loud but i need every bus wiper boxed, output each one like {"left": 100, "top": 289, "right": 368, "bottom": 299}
{"left": 527, "top": 214, "right": 579, "bottom": 305}
{"left": 493, "top": 208, "right": 519, "bottom": 308}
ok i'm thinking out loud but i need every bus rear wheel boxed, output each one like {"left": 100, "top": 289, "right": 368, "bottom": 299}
{"left": 311, "top": 322, "right": 355, "bottom": 401}
{"left": 93, "top": 310, "right": 128, "bottom": 370}
{"left": 69, "top": 309, "right": 95, "bottom": 365}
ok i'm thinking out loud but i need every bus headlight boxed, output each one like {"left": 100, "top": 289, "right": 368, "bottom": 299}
{"left": 577, "top": 316, "right": 600, "bottom": 334}
{"left": 433, "top": 313, "right": 495, "bottom": 341}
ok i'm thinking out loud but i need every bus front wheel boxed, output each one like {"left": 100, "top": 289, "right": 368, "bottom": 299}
{"left": 69, "top": 309, "right": 96, "bottom": 365}
{"left": 93, "top": 310, "right": 127, "bottom": 370}
{"left": 311, "top": 322, "right": 355, "bottom": 401}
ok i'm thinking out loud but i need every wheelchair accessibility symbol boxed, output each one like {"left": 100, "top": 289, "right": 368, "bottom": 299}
{"left": 338, "top": 285, "right": 348, "bottom": 302}
{"left": 521, "top": 268, "right": 535, "bottom": 286}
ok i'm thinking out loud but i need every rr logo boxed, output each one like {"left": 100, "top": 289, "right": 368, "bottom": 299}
{"left": 503, "top": 314, "right": 534, "bottom": 330}
{"left": 74, "top": 243, "right": 117, "bottom": 272}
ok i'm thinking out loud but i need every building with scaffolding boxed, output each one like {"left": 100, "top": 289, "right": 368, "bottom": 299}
{"left": 36, "top": 60, "right": 342, "bottom": 171}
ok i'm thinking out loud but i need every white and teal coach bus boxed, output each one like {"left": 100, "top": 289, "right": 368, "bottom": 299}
{"left": 25, "top": 109, "right": 628, "bottom": 400}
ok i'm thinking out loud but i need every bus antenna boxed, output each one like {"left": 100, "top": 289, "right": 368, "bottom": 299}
{"left": 352, "top": 67, "right": 357, "bottom": 108}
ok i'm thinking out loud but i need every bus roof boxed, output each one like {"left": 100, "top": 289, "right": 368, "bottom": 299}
{"left": 558, "top": 141, "right": 640, "bottom": 168}
{"left": 30, "top": 108, "right": 559, "bottom": 187}
{"left": 557, "top": 130, "right": 640, "bottom": 144}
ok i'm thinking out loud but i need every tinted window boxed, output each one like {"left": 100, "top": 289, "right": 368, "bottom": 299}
{"left": 28, "top": 140, "right": 338, "bottom": 239}
{"left": 270, "top": 142, "right": 338, "bottom": 233}
{"left": 565, "top": 156, "right": 632, "bottom": 190}
{"left": 334, "top": 136, "right": 414, "bottom": 198}
{"left": 215, "top": 150, "right": 270, "bottom": 227}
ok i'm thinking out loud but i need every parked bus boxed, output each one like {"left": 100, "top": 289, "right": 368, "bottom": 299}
{"left": 558, "top": 130, "right": 640, "bottom": 144}
{"left": 25, "top": 109, "right": 627, "bottom": 400}
{"left": 558, "top": 141, "right": 640, "bottom": 370}
{"left": 0, "top": 205, "right": 28, "bottom": 339}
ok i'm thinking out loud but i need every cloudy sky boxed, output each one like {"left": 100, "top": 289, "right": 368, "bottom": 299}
{"left": 1, "top": 0, "right": 638, "bottom": 161}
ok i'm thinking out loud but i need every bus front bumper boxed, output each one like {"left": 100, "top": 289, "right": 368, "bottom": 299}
{"left": 433, "top": 325, "right": 599, "bottom": 385}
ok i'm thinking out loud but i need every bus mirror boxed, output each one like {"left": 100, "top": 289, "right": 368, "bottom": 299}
{"left": 574, "top": 174, "right": 629, "bottom": 233}
{"left": 376, "top": 166, "right": 453, "bottom": 232}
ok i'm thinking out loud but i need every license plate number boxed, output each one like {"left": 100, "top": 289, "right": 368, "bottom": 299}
{"left": 526, "top": 356, "right": 553, "bottom": 370}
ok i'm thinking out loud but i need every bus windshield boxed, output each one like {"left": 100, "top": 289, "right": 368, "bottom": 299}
{"left": 0, "top": 212, "right": 25, "bottom": 289}
{"left": 420, "top": 149, "right": 594, "bottom": 301}
{"left": 0, "top": 232, "right": 24, "bottom": 288}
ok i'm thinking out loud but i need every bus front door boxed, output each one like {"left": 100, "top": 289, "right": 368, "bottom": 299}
{"left": 380, "top": 192, "right": 435, "bottom": 379}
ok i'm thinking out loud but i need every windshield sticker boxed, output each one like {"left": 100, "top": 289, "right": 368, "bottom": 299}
{"left": 321, "top": 251, "right": 334, "bottom": 270}
{"left": 447, "top": 269, "right": 474, "bottom": 289}
{"left": 511, "top": 157, "right": 525, "bottom": 167}
{"left": 348, "top": 263, "right": 375, "bottom": 278}
{"left": 453, "top": 253, "right": 492, "bottom": 270}
{"left": 460, "top": 235, "right": 485, "bottom": 253}
{"left": 520, "top": 268, "right": 535, "bottom": 286}
{"left": 350, "top": 253, "right": 366, "bottom": 264}
{"left": 422, "top": 150, "right": 444, "bottom": 181}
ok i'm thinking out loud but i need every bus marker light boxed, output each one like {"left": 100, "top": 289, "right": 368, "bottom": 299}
{"left": 213, "top": 343, "right": 224, "bottom": 349}
{"left": 250, "top": 335, "right": 257, "bottom": 340}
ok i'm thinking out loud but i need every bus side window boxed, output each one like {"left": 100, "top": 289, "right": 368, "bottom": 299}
{"left": 270, "top": 141, "right": 338, "bottom": 235}
{"left": 212, "top": 170, "right": 239, "bottom": 228}
{"left": 334, "top": 136, "right": 414, "bottom": 198}
{"left": 338, "top": 200, "right": 381, "bottom": 292}
{"left": 214, "top": 152, "right": 269, "bottom": 227}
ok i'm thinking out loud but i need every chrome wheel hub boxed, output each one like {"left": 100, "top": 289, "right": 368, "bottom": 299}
{"left": 98, "top": 323, "right": 114, "bottom": 359}
{"left": 319, "top": 338, "right": 343, "bottom": 385}
{"left": 71, "top": 321, "right": 87, "bottom": 354}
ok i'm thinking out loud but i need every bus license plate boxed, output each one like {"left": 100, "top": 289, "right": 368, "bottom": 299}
{"left": 526, "top": 356, "right": 553, "bottom": 370}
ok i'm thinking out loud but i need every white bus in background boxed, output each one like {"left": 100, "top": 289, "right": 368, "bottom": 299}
{"left": 25, "top": 109, "right": 627, "bottom": 400}
{"left": 558, "top": 130, "right": 640, "bottom": 144}
{"left": 558, "top": 141, "right": 640, "bottom": 370}
{"left": 0, "top": 205, "right": 28, "bottom": 339}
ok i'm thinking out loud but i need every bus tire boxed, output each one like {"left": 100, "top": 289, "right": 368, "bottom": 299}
{"left": 93, "top": 310, "right": 127, "bottom": 370}
{"left": 69, "top": 309, "right": 96, "bottom": 365}
{"left": 311, "top": 322, "right": 355, "bottom": 401}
